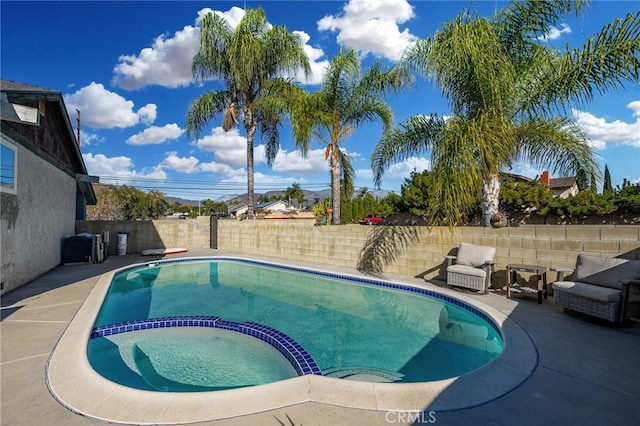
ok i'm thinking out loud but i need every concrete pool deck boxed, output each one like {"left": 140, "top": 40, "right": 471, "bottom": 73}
{"left": 2, "top": 249, "right": 639, "bottom": 425}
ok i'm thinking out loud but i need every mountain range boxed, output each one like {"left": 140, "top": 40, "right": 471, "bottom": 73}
{"left": 167, "top": 188, "right": 390, "bottom": 206}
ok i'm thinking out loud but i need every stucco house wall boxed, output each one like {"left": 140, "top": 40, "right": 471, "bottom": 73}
{"left": 1, "top": 80, "right": 96, "bottom": 295}
{"left": 1, "top": 138, "right": 78, "bottom": 292}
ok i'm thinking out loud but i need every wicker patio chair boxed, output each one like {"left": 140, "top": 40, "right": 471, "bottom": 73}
{"left": 446, "top": 243, "right": 497, "bottom": 293}
{"left": 551, "top": 254, "right": 640, "bottom": 323}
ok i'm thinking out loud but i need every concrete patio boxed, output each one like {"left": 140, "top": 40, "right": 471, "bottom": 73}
{"left": 2, "top": 249, "right": 639, "bottom": 425}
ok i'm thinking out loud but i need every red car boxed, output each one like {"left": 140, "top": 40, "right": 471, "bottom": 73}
{"left": 360, "top": 214, "right": 384, "bottom": 225}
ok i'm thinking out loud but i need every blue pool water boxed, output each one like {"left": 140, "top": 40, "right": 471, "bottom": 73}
{"left": 88, "top": 258, "right": 503, "bottom": 392}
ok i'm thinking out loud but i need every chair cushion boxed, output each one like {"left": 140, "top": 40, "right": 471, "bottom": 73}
{"left": 448, "top": 263, "right": 487, "bottom": 278}
{"left": 573, "top": 255, "right": 640, "bottom": 290}
{"left": 552, "top": 281, "right": 620, "bottom": 303}
{"left": 455, "top": 243, "right": 496, "bottom": 268}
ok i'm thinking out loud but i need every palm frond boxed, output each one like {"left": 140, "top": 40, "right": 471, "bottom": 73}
{"left": 494, "top": 0, "right": 589, "bottom": 54}
{"left": 186, "top": 91, "right": 231, "bottom": 139}
{"left": 371, "top": 114, "right": 445, "bottom": 187}
{"left": 514, "top": 116, "right": 601, "bottom": 185}
{"left": 339, "top": 148, "right": 354, "bottom": 193}
{"left": 192, "top": 12, "right": 233, "bottom": 83}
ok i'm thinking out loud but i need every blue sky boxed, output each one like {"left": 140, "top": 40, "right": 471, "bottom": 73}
{"left": 2, "top": 0, "right": 639, "bottom": 201}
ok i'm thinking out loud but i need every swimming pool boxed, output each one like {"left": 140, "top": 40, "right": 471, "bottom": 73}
{"left": 47, "top": 255, "right": 537, "bottom": 424}
{"left": 87, "top": 258, "right": 503, "bottom": 392}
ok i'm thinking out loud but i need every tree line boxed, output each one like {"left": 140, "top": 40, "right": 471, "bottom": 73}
{"left": 87, "top": 184, "right": 228, "bottom": 220}
{"left": 388, "top": 169, "right": 640, "bottom": 224}
{"left": 86, "top": 171, "right": 639, "bottom": 223}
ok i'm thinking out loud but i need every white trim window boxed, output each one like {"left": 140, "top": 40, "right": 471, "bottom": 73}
{"left": 1, "top": 136, "right": 17, "bottom": 194}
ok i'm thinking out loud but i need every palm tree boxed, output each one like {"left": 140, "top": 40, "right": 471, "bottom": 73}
{"left": 372, "top": 0, "right": 639, "bottom": 227}
{"left": 284, "top": 182, "right": 305, "bottom": 207}
{"left": 186, "top": 8, "right": 311, "bottom": 219}
{"left": 358, "top": 187, "right": 371, "bottom": 199}
{"left": 289, "top": 48, "right": 412, "bottom": 225}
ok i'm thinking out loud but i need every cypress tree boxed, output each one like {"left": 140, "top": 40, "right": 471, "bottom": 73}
{"left": 603, "top": 164, "right": 613, "bottom": 194}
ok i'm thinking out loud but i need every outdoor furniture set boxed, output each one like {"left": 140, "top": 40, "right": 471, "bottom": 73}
{"left": 445, "top": 243, "right": 640, "bottom": 324}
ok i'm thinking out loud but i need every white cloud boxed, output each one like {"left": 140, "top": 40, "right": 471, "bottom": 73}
{"left": 196, "top": 6, "right": 246, "bottom": 28}
{"left": 358, "top": 156, "right": 430, "bottom": 191}
{"left": 82, "top": 153, "right": 167, "bottom": 184}
{"left": 112, "top": 25, "right": 200, "bottom": 90}
{"left": 137, "top": 104, "right": 157, "bottom": 125}
{"left": 199, "top": 161, "right": 245, "bottom": 177}
{"left": 573, "top": 102, "right": 640, "bottom": 149}
{"left": 293, "top": 30, "right": 330, "bottom": 85}
{"left": 540, "top": 23, "right": 572, "bottom": 42}
{"left": 111, "top": 6, "right": 326, "bottom": 89}
{"left": 218, "top": 172, "right": 249, "bottom": 184}
{"left": 271, "top": 147, "right": 329, "bottom": 175}
{"left": 628, "top": 100, "right": 640, "bottom": 117}
{"left": 253, "top": 171, "right": 305, "bottom": 188}
{"left": 126, "top": 123, "right": 185, "bottom": 145}
{"left": 385, "top": 156, "right": 431, "bottom": 179}
{"left": 194, "top": 127, "right": 248, "bottom": 167}
{"left": 64, "top": 82, "right": 156, "bottom": 129}
{"left": 78, "top": 131, "right": 104, "bottom": 147}
{"left": 317, "top": 0, "right": 417, "bottom": 61}
{"left": 160, "top": 151, "right": 200, "bottom": 173}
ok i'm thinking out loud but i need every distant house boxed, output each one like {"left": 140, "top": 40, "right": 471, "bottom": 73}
{"left": 228, "top": 203, "right": 248, "bottom": 218}
{"left": 253, "top": 200, "right": 289, "bottom": 219}
{"left": 541, "top": 171, "right": 580, "bottom": 198}
{"left": 503, "top": 170, "right": 579, "bottom": 199}
{"left": 1, "top": 79, "right": 97, "bottom": 294}
{"left": 255, "top": 200, "right": 288, "bottom": 210}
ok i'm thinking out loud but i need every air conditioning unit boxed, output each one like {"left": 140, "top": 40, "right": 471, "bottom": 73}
{"left": 62, "top": 235, "right": 95, "bottom": 264}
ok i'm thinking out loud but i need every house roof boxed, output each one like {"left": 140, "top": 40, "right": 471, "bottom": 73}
{"left": 228, "top": 203, "right": 248, "bottom": 213}
{"left": 549, "top": 177, "right": 577, "bottom": 190}
{"left": 502, "top": 172, "right": 532, "bottom": 183}
{"left": 255, "top": 200, "right": 287, "bottom": 209}
{"left": 1, "top": 79, "right": 97, "bottom": 204}
{"left": 503, "top": 171, "right": 577, "bottom": 191}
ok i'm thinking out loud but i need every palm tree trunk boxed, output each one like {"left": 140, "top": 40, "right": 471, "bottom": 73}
{"left": 331, "top": 145, "right": 341, "bottom": 225}
{"left": 245, "top": 112, "right": 257, "bottom": 220}
{"left": 482, "top": 173, "right": 501, "bottom": 227}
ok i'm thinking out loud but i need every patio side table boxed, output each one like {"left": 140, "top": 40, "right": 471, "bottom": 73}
{"left": 507, "top": 264, "right": 548, "bottom": 304}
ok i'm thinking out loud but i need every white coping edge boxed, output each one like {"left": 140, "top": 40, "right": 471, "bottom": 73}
{"left": 46, "top": 255, "right": 538, "bottom": 425}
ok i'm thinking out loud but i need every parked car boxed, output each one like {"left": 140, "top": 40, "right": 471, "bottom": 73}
{"left": 360, "top": 214, "right": 384, "bottom": 225}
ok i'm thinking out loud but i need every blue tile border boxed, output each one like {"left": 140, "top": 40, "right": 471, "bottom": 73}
{"left": 91, "top": 315, "right": 322, "bottom": 377}
{"left": 123, "top": 257, "right": 503, "bottom": 337}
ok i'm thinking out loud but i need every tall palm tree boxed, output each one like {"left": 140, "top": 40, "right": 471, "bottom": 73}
{"left": 186, "top": 8, "right": 310, "bottom": 219}
{"left": 289, "top": 49, "right": 412, "bottom": 225}
{"left": 372, "top": 0, "right": 639, "bottom": 226}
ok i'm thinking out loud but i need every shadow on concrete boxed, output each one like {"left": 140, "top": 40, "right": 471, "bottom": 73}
{"left": 0, "top": 253, "right": 160, "bottom": 317}
{"left": 408, "top": 249, "right": 640, "bottom": 426}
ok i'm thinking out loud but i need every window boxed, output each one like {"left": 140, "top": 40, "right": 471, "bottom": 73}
{"left": 1, "top": 137, "right": 17, "bottom": 194}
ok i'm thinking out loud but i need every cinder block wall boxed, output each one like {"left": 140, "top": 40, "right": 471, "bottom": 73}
{"left": 76, "top": 217, "right": 211, "bottom": 256}
{"left": 77, "top": 219, "right": 640, "bottom": 287}
{"left": 217, "top": 221, "right": 640, "bottom": 286}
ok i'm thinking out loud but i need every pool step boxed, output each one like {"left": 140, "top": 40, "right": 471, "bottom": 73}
{"left": 323, "top": 367, "right": 404, "bottom": 382}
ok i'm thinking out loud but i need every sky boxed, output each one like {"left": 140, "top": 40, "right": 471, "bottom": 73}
{"left": 2, "top": 0, "right": 639, "bottom": 202}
